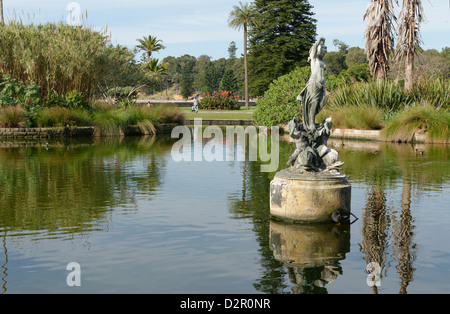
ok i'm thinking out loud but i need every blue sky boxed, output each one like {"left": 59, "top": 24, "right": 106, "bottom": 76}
{"left": 3, "top": 0, "right": 450, "bottom": 60}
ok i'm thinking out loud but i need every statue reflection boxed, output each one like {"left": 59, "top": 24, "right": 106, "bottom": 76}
{"left": 269, "top": 220, "right": 350, "bottom": 294}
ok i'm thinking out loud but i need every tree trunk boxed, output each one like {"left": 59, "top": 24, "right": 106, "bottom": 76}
{"left": 0, "top": 0, "right": 4, "bottom": 26}
{"left": 404, "top": 52, "right": 414, "bottom": 91}
{"left": 375, "top": 43, "right": 387, "bottom": 81}
{"left": 244, "top": 23, "right": 249, "bottom": 109}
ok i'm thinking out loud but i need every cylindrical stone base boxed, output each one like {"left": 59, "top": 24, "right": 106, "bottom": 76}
{"left": 270, "top": 169, "right": 351, "bottom": 224}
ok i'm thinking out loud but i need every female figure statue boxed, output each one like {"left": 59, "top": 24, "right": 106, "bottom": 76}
{"left": 297, "top": 37, "right": 327, "bottom": 133}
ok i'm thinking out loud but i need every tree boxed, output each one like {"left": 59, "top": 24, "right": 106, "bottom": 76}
{"left": 136, "top": 35, "right": 166, "bottom": 63}
{"left": 364, "top": 0, "right": 397, "bottom": 81}
{"left": 220, "top": 69, "right": 238, "bottom": 92}
{"left": 203, "top": 61, "right": 218, "bottom": 93}
{"left": 228, "top": 1, "right": 261, "bottom": 108}
{"left": 193, "top": 55, "right": 212, "bottom": 92}
{"left": 248, "top": 0, "right": 317, "bottom": 96}
{"left": 228, "top": 41, "right": 238, "bottom": 59}
{"left": 346, "top": 47, "right": 368, "bottom": 68}
{"left": 396, "top": 0, "right": 426, "bottom": 90}
{"left": 179, "top": 55, "right": 196, "bottom": 99}
{"left": 323, "top": 41, "right": 348, "bottom": 75}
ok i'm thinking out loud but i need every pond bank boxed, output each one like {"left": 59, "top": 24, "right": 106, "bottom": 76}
{"left": 0, "top": 121, "right": 446, "bottom": 144}
{"left": 0, "top": 123, "right": 177, "bottom": 139}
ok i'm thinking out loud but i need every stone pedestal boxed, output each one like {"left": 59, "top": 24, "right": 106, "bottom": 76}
{"left": 270, "top": 169, "right": 351, "bottom": 224}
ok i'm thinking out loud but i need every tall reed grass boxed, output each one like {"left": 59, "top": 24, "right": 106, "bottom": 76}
{"left": 0, "top": 22, "right": 129, "bottom": 101}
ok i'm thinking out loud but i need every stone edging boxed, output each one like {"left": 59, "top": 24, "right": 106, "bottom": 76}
{"left": 0, "top": 122, "right": 445, "bottom": 143}
{"left": 0, "top": 123, "right": 177, "bottom": 139}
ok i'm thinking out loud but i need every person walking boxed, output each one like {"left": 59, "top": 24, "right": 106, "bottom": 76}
{"left": 192, "top": 94, "right": 199, "bottom": 113}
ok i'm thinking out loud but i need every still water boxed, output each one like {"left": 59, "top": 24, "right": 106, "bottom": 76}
{"left": 0, "top": 130, "right": 449, "bottom": 294}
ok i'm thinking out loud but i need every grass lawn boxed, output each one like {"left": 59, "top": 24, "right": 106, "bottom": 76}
{"left": 181, "top": 106, "right": 256, "bottom": 120}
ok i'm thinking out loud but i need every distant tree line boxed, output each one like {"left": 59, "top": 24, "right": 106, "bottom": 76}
{"left": 149, "top": 45, "right": 245, "bottom": 99}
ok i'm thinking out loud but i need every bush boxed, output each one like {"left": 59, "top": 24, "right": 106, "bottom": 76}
{"left": 0, "top": 105, "right": 27, "bottom": 127}
{"left": 328, "top": 79, "right": 450, "bottom": 111}
{"left": 383, "top": 104, "right": 450, "bottom": 142}
{"left": 253, "top": 66, "right": 311, "bottom": 127}
{"left": 317, "top": 105, "right": 385, "bottom": 130}
{"left": 91, "top": 104, "right": 185, "bottom": 137}
{"left": 37, "top": 107, "right": 92, "bottom": 127}
{"left": 65, "top": 90, "right": 89, "bottom": 110}
{"left": 0, "top": 74, "right": 40, "bottom": 108}
{"left": 199, "top": 91, "right": 240, "bottom": 110}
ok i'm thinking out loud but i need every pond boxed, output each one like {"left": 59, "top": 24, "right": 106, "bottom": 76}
{"left": 0, "top": 127, "right": 449, "bottom": 294}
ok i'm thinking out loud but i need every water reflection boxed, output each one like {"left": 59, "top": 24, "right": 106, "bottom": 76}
{"left": 269, "top": 221, "right": 350, "bottom": 293}
{"left": 0, "top": 134, "right": 448, "bottom": 294}
{"left": 0, "top": 136, "right": 173, "bottom": 237}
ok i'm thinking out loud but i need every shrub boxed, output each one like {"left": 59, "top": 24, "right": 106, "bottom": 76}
{"left": 199, "top": 91, "right": 240, "bottom": 110}
{"left": 92, "top": 111, "right": 126, "bottom": 137}
{"left": 0, "top": 105, "right": 27, "bottom": 127}
{"left": 65, "top": 90, "right": 89, "bottom": 110}
{"left": 36, "top": 107, "right": 92, "bottom": 127}
{"left": 317, "top": 105, "right": 385, "bottom": 130}
{"left": 0, "top": 74, "right": 40, "bottom": 108}
{"left": 329, "top": 80, "right": 408, "bottom": 111}
{"left": 328, "top": 79, "right": 450, "bottom": 111}
{"left": 383, "top": 104, "right": 450, "bottom": 143}
{"left": 253, "top": 66, "right": 311, "bottom": 127}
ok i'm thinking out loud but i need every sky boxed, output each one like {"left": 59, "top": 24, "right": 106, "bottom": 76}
{"left": 3, "top": 0, "right": 450, "bottom": 61}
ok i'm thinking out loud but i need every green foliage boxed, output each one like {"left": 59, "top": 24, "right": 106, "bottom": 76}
{"left": 253, "top": 66, "right": 311, "bottom": 127}
{"left": 107, "top": 86, "right": 138, "bottom": 101}
{"left": 91, "top": 104, "right": 184, "bottom": 137}
{"left": 339, "top": 63, "right": 371, "bottom": 83}
{"left": 199, "top": 91, "right": 240, "bottom": 110}
{"left": 36, "top": 107, "right": 92, "bottom": 127}
{"left": 248, "top": 0, "right": 317, "bottom": 96}
{"left": 330, "top": 79, "right": 449, "bottom": 111}
{"left": 324, "top": 51, "right": 347, "bottom": 75}
{"left": 220, "top": 69, "right": 238, "bottom": 92}
{"left": 179, "top": 55, "right": 196, "bottom": 99}
{"left": 0, "top": 74, "right": 40, "bottom": 108}
{"left": 317, "top": 105, "right": 385, "bottom": 130}
{"left": 43, "top": 90, "right": 66, "bottom": 107}
{"left": 383, "top": 104, "right": 450, "bottom": 142}
{"left": 0, "top": 22, "right": 133, "bottom": 100}
{"left": 65, "top": 90, "right": 89, "bottom": 110}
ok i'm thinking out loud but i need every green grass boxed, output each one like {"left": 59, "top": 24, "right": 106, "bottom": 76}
{"left": 181, "top": 106, "right": 255, "bottom": 120}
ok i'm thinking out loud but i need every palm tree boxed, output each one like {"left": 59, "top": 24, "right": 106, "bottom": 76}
{"left": 228, "top": 1, "right": 260, "bottom": 109}
{"left": 136, "top": 35, "right": 166, "bottom": 62}
{"left": 396, "top": 0, "right": 426, "bottom": 91}
{"left": 363, "top": 0, "right": 398, "bottom": 81}
{"left": 144, "top": 58, "right": 168, "bottom": 76}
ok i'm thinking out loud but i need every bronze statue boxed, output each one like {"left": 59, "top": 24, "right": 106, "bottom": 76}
{"left": 287, "top": 37, "right": 343, "bottom": 173}
{"left": 297, "top": 37, "right": 327, "bottom": 133}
